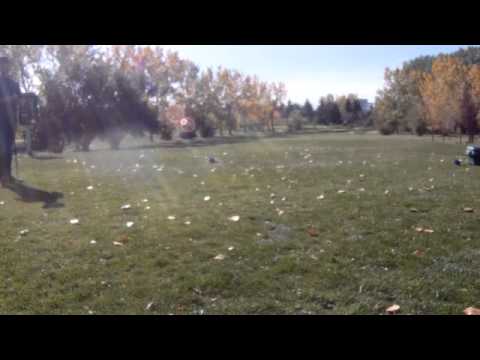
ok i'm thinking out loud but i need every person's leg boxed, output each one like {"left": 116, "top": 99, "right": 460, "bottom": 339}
{"left": 0, "top": 126, "right": 7, "bottom": 182}
{"left": 0, "top": 127, "right": 14, "bottom": 184}
{"left": 5, "top": 143, "right": 12, "bottom": 177}
{"left": 26, "top": 127, "right": 33, "bottom": 156}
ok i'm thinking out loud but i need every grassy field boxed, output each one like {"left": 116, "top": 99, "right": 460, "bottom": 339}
{"left": 1, "top": 132, "right": 480, "bottom": 315}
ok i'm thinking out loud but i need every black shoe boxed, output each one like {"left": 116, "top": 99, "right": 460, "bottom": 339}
{"left": 0, "top": 175, "right": 15, "bottom": 187}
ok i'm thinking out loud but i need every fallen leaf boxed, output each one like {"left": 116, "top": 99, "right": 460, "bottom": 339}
{"left": 113, "top": 241, "right": 124, "bottom": 246}
{"left": 413, "top": 249, "right": 425, "bottom": 257}
{"left": 90, "top": 240, "right": 97, "bottom": 245}
{"left": 142, "top": 199, "right": 149, "bottom": 203}
{"left": 19, "top": 229, "right": 29, "bottom": 236}
{"left": 307, "top": 226, "right": 319, "bottom": 237}
{"left": 415, "top": 227, "right": 424, "bottom": 233}
{"left": 184, "top": 221, "right": 191, "bottom": 225}
{"left": 229, "top": 215, "right": 240, "bottom": 222}
{"left": 464, "top": 208, "right": 474, "bottom": 213}
{"left": 317, "top": 195, "right": 325, "bottom": 200}
{"left": 204, "top": 196, "right": 211, "bottom": 202}
{"left": 386, "top": 304, "right": 400, "bottom": 314}
{"left": 121, "top": 204, "right": 131, "bottom": 210}
{"left": 337, "top": 190, "right": 346, "bottom": 194}
{"left": 0, "top": 201, "right": 5, "bottom": 205}
{"left": 168, "top": 216, "right": 176, "bottom": 221}
{"left": 126, "top": 222, "right": 134, "bottom": 228}
{"left": 214, "top": 254, "right": 226, "bottom": 261}
{"left": 228, "top": 246, "right": 235, "bottom": 251}
{"left": 464, "top": 307, "right": 480, "bottom": 315}
{"left": 87, "top": 186, "right": 94, "bottom": 190}
{"left": 70, "top": 219, "right": 80, "bottom": 225}
{"left": 410, "top": 208, "right": 419, "bottom": 213}
{"left": 145, "top": 302, "right": 155, "bottom": 311}
{"left": 423, "top": 229, "right": 434, "bottom": 234}
{"left": 117, "top": 234, "right": 129, "bottom": 243}
{"left": 145, "top": 206, "right": 151, "bottom": 210}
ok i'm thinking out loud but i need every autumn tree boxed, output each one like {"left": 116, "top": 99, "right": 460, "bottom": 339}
{"left": 420, "top": 56, "right": 469, "bottom": 140}
{"left": 375, "top": 67, "right": 427, "bottom": 135}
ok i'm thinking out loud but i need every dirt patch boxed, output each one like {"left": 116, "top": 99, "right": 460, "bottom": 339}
{"left": 262, "top": 221, "right": 293, "bottom": 243}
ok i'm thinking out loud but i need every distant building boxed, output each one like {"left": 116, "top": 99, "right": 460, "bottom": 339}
{"left": 358, "top": 99, "right": 373, "bottom": 112}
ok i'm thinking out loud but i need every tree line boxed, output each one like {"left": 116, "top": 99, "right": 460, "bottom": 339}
{"left": 0, "top": 45, "right": 288, "bottom": 151}
{"left": 1, "top": 45, "right": 375, "bottom": 152}
{"left": 374, "top": 46, "right": 480, "bottom": 142}
{"left": 282, "top": 95, "right": 372, "bottom": 132}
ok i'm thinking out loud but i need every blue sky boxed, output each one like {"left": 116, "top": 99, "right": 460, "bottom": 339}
{"left": 160, "top": 45, "right": 475, "bottom": 104}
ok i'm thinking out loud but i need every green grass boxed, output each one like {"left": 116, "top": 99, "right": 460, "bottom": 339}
{"left": 1, "top": 133, "right": 480, "bottom": 314}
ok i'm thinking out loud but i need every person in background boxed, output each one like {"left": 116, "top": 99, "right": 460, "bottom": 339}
{"left": 0, "top": 56, "right": 21, "bottom": 186}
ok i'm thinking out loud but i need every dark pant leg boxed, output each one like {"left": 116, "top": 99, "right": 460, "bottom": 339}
{"left": 0, "top": 120, "right": 14, "bottom": 178}
{"left": 5, "top": 136, "right": 12, "bottom": 176}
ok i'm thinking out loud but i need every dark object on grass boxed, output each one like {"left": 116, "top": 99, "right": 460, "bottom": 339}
{"left": 466, "top": 145, "right": 480, "bottom": 165}
{"left": 208, "top": 156, "right": 217, "bottom": 164}
{"left": 454, "top": 159, "right": 462, "bottom": 166}
{"left": 3, "top": 179, "right": 64, "bottom": 208}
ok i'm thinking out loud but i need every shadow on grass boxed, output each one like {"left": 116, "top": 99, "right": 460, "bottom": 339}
{"left": 30, "top": 154, "right": 64, "bottom": 160}
{"left": 90, "top": 135, "right": 265, "bottom": 153}
{"left": 65, "top": 127, "right": 361, "bottom": 154}
{"left": 4, "top": 180, "right": 64, "bottom": 209}
{"left": 98, "top": 129, "right": 354, "bottom": 152}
